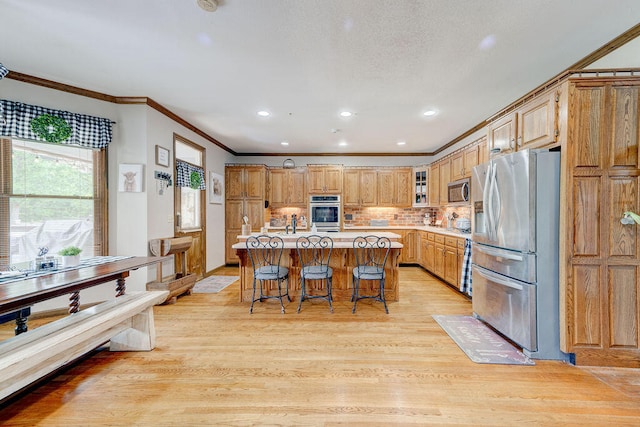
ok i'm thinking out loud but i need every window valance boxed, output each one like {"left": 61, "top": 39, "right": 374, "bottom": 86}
{"left": 0, "top": 64, "right": 8, "bottom": 80}
{"left": 176, "top": 160, "right": 206, "bottom": 190}
{"left": 0, "top": 100, "right": 113, "bottom": 149}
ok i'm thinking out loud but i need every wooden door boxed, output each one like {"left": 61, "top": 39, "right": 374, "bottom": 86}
{"left": 288, "top": 168, "right": 307, "bottom": 206}
{"left": 342, "top": 169, "right": 360, "bottom": 206}
{"left": 307, "top": 167, "right": 325, "bottom": 193}
{"left": 478, "top": 136, "right": 489, "bottom": 165}
{"left": 434, "top": 243, "right": 445, "bottom": 278}
{"left": 377, "top": 170, "right": 394, "bottom": 205}
{"left": 444, "top": 246, "right": 458, "bottom": 285}
{"left": 425, "top": 239, "right": 435, "bottom": 272}
{"left": 268, "top": 169, "right": 287, "bottom": 207}
{"left": 564, "top": 80, "right": 640, "bottom": 367}
{"left": 450, "top": 152, "right": 465, "bottom": 181}
{"left": 395, "top": 169, "right": 412, "bottom": 207}
{"left": 439, "top": 159, "right": 450, "bottom": 205}
{"left": 429, "top": 163, "right": 440, "bottom": 207}
{"left": 244, "top": 166, "right": 265, "bottom": 199}
{"left": 488, "top": 113, "right": 516, "bottom": 155}
{"left": 359, "top": 169, "right": 377, "bottom": 206}
{"left": 226, "top": 167, "right": 245, "bottom": 199}
{"left": 517, "top": 90, "right": 557, "bottom": 150}
{"left": 463, "top": 145, "right": 479, "bottom": 177}
{"left": 324, "top": 167, "right": 343, "bottom": 193}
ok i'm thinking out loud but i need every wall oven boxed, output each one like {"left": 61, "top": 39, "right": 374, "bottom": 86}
{"left": 309, "top": 195, "right": 341, "bottom": 232}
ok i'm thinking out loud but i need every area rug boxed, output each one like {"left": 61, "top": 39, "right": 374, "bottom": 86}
{"left": 192, "top": 275, "right": 239, "bottom": 293}
{"left": 433, "top": 315, "right": 535, "bottom": 365}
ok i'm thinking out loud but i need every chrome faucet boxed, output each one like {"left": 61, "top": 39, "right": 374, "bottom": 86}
{"left": 285, "top": 225, "right": 290, "bottom": 234}
{"left": 291, "top": 214, "right": 297, "bottom": 234}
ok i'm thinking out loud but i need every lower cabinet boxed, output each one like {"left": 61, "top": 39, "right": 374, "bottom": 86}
{"left": 418, "top": 231, "right": 465, "bottom": 290}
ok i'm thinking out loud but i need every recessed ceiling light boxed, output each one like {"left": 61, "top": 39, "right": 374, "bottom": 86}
{"left": 339, "top": 141, "right": 348, "bottom": 146}
{"left": 280, "top": 141, "right": 289, "bottom": 146}
{"left": 257, "top": 110, "right": 270, "bottom": 117}
{"left": 423, "top": 110, "right": 437, "bottom": 117}
{"left": 340, "top": 111, "right": 353, "bottom": 117}
{"left": 397, "top": 141, "right": 406, "bottom": 146}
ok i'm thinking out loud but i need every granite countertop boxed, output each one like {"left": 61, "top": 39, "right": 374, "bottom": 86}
{"left": 343, "top": 225, "right": 471, "bottom": 239}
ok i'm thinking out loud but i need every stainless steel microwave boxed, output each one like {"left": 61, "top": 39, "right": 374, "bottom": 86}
{"left": 448, "top": 178, "right": 470, "bottom": 204}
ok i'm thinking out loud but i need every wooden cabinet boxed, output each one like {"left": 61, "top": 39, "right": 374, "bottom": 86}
{"left": 400, "top": 230, "right": 418, "bottom": 263}
{"left": 433, "top": 236, "right": 445, "bottom": 278}
{"left": 308, "top": 165, "right": 343, "bottom": 193}
{"left": 478, "top": 136, "right": 489, "bottom": 165}
{"left": 343, "top": 168, "right": 377, "bottom": 206}
{"left": 413, "top": 166, "right": 429, "bottom": 207}
{"left": 487, "top": 113, "right": 517, "bottom": 156}
{"left": 451, "top": 144, "right": 480, "bottom": 181}
{"left": 428, "top": 163, "right": 440, "bottom": 207}
{"left": 457, "top": 239, "right": 465, "bottom": 290}
{"left": 563, "top": 78, "right": 640, "bottom": 367}
{"left": 488, "top": 89, "right": 558, "bottom": 157}
{"left": 419, "top": 231, "right": 464, "bottom": 289}
{"left": 377, "top": 168, "right": 412, "bottom": 207}
{"left": 517, "top": 89, "right": 558, "bottom": 150}
{"left": 439, "top": 159, "right": 451, "bottom": 205}
{"left": 225, "top": 165, "right": 267, "bottom": 264}
{"left": 268, "top": 167, "right": 306, "bottom": 207}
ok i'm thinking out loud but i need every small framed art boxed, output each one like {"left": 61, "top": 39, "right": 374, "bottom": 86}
{"left": 118, "top": 164, "right": 144, "bottom": 192}
{"left": 155, "top": 145, "right": 170, "bottom": 167}
{"left": 209, "top": 171, "right": 223, "bottom": 204}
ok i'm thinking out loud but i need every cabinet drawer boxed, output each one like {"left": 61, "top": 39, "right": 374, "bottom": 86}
{"left": 427, "top": 233, "right": 435, "bottom": 241}
{"left": 457, "top": 239, "right": 466, "bottom": 249}
{"left": 434, "top": 234, "right": 445, "bottom": 244}
{"left": 445, "top": 237, "right": 458, "bottom": 247}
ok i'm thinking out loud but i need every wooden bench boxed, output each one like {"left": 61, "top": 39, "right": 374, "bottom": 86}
{"left": 0, "top": 290, "right": 168, "bottom": 401}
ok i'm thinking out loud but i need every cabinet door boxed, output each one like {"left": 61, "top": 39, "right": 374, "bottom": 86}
{"left": 457, "top": 245, "right": 465, "bottom": 290}
{"left": 517, "top": 91, "right": 557, "bottom": 150}
{"left": 413, "top": 167, "right": 429, "bottom": 206}
{"left": 226, "top": 167, "right": 245, "bottom": 199}
{"left": 307, "top": 167, "right": 325, "bottom": 193}
{"left": 288, "top": 168, "right": 307, "bottom": 206}
{"left": 426, "top": 240, "right": 435, "bottom": 272}
{"left": 395, "top": 169, "right": 412, "bottom": 207}
{"left": 478, "top": 136, "right": 489, "bottom": 165}
{"left": 488, "top": 113, "right": 516, "bottom": 155}
{"left": 225, "top": 199, "right": 244, "bottom": 229}
{"left": 225, "top": 229, "right": 241, "bottom": 264}
{"left": 403, "top": 230, "right": 417, "bottom": 262}
{"left": 444, "top": 246, "right": 458, "bottom": 285}
{"left": 360, "top": 169, "right": 378, "bottom": 206}
{"left": 268, "top": 169, "right": 287, "bottom": 207}
{"left": 245, "top": 199, "right": 265, "bottom": 230}
{"left": 463, "top": 145, "right": 479, "bottom": 177}
{"left": 450, "top": 152, "right": 465, "bottom": 181}
{"left": 245, "top": 167, "right": 265, "bottom": 199}
{"left": 439, "top": 160, "right": 450, "bottom": 205}
{"left": 429, "top": 163, "right": 440, "bottom": 207}
{"left": 324, "top": 167, "right": 343, "bottom": 193}
{"left": 377, "top": 170, "right": 395, "bottom": 205}
{"left": 434, "top": 244, "right": 445, "bottom": 277}
{"left": 343, "top": 169, "right": 360, "bottom": 206}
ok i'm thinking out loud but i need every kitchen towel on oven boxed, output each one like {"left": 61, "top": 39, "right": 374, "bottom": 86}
{"left": 460, "top": 239, "right": 472, "bottom": 296}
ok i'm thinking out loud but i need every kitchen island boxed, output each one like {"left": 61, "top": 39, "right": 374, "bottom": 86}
{"left": 232, "top": 232, "right": 403, "bottom": 303}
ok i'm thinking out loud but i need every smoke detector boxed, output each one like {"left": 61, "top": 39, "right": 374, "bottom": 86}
{"left": 197, "top": 0, "right": 218, "bottom": 12}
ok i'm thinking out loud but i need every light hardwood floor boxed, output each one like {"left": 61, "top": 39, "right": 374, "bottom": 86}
{"left": 1, "top": 266, "right": 639, "bottom": 426}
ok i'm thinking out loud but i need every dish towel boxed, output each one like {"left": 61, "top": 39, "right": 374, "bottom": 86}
{"left": 460, "top": 238, "right": 472, "bottom": 296}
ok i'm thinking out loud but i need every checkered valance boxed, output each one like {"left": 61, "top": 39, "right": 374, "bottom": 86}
{"left": 0, "top": 100, "right": 113, "bottom": 149}
{"left": 0, "top": 64, "right": 8, "bottom": 80}
{"left": 176, "top": 160, "right": 206, "bottom": 190}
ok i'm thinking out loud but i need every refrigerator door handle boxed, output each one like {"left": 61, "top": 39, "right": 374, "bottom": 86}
{"left": 475, "top": 244, "right": 524, "bottom": 261}
{"left": 483, "top": 163, "right": 493, "bottom": 239}
{"left": 474, "top": 267, "right": 524, "bottom": 291}
{"left": 492, "top": 165, "right": 501, "bottom": 238}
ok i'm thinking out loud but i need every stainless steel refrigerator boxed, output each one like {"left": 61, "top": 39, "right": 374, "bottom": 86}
{"left": 471, "top": 148, "right": 568, "bottom": 360}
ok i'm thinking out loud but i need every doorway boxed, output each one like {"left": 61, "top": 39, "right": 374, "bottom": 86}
{"left": 173, "top": 134, "right": 206, "bottom": 280}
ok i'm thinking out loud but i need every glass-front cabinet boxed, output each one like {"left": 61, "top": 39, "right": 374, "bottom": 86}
{"left": 413, "top": 166, "right": 429, "bottom": 207}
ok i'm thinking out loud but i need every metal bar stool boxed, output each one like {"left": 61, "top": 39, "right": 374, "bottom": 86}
{"left": 296, "top": 235, "right": 334, "bottom": 313}
{"left": 246, "top": 235, "right": 290, "bottom": 314}
{"left": 352, "top": 235, "right": 391, "bottom": 314}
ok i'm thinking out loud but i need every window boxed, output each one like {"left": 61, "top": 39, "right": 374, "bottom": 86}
{"left": 175, "top": 136, "right": 204, "bottom": 231}
{"left": 0, "top": 138, "right": 107, "bottom": 266}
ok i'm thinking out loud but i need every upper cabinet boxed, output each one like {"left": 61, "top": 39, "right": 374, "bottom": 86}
{"left": 413, "top": 166, "right": 429, "bottom": 207}
{"left": 488, "top": 89, "right": 559, "bottom": 157}
{"left": 226, "top": 165, "right": 266, "bottom": 200}
{"left": 268, "top": 167, "right": 307, "bottom": 207}
{"left": 343, "top": 168, "right": 377, "bottom": 207}
{"left": 308, "top": 165, "right": 343, "bottom": 194}
{"left": 451, "top": 144, "right": 480, "bottom": 181}
{"left": 377, "top": 168, "right": 412, "bottom": 207}
{"left": 429, "top": 163, "right": 440, "bottom": 207}
{"left": 438, "top": 159, "right": 451, "bottom": 205}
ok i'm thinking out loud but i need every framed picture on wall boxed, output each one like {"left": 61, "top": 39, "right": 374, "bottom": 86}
{"left": 209, "top": 171, "right": 223, "bottom": 204}
{"left": 118, "top": 164, "right": 144, "bottom": 192}
{"left": 155, "top": 145, "right": 170, "bottom": 167}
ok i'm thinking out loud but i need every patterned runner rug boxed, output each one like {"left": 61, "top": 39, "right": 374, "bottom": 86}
{"left": 433, "top": 315, "right": 535, "bottom": 365}
{"left": 192, "top": 275, "right": 239, "bottom": 293}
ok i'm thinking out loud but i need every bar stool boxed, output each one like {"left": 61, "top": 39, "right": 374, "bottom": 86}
{"left": 351, "top": 235, "right": 391, "bottom": 314}
{"left": 246, "top": 235, "right": 290, "bottom": 314}
{"left": 296, "top": 235, "right": 334, "bottom": 313}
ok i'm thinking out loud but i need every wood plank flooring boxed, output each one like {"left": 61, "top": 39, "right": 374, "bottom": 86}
{"left": 1, "top": 266, "right": 639, "bottom": 426}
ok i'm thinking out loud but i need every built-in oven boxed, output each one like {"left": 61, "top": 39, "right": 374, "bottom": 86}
{"left": 309, "top": 195, "right": 341, "bottom": 232}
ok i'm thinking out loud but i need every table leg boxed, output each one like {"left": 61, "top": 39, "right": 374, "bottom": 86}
{"left": 69, "top": 291, "right": 80, "bottom": 314}
{"left": 116, "top": 277, "right": 126, "bottom": 297}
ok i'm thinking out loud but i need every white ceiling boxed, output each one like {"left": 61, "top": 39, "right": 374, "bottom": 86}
{"left": 1, "top": 0, "right": 639, "bottom": 155}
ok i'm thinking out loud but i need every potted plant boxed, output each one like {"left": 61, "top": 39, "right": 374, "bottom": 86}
{"left": 58, "top": 246, "right": 82, "bottom": 268}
